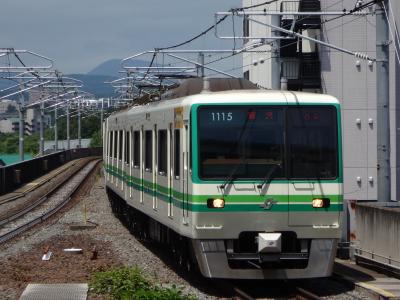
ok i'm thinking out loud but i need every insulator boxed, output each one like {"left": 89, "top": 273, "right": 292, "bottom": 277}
{"left": 354, "top": 52, "right": 369, "bottom": 60}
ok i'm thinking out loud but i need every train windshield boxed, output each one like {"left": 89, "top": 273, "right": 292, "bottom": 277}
{"left": 197, "top": 105, "right": 338, "bottom": 180}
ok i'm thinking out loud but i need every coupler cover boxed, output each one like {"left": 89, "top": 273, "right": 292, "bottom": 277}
{"left": 258, "top": 233, "right": 282, "bottom": 253}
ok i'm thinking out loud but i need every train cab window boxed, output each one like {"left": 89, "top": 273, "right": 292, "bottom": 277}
{"left": 133, "top": 131, "right": 140, "bottom": 168}
{"left": 113, "top": 131, "right": 117, "bottom": 159}
{"left": 158, "top": 130, "right": 167, "bottom": 175}
{"left": 174, "top": 129, "right": 180, "bottom": 178}
{"left": 145, "top": 130, "right": 152, "bottom": 172}
{"left": 287, "top": 106, "right": 338, "bottom": 179}
{"left": 125, "top": 131, "right": 130, "bottom": 164}
{"left": 118, "top": 130, "right": 123, "bottom": 161}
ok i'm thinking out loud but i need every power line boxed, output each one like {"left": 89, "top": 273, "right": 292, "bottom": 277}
{"left": 233, "top": 0, "right": 279, "bottom": 12}
{"left": 320, "top": 0, "right": 378, "bottom": 25}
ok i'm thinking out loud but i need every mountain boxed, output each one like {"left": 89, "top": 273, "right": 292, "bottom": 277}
{"left": 88, "top": 58, "right": 152, "bottom": 77}
{"left": 67, "top": 74, "right": 116, "bottom": 98}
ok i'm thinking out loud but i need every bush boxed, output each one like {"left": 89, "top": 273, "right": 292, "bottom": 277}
{"left": 89, "top": 266, "right": 194, "bottom": 300}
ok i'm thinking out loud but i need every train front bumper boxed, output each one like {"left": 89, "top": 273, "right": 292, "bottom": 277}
{"left": 192, "top": 238, "right": 338, "bottom": 279}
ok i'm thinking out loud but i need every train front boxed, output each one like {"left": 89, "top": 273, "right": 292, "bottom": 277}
{"left": 189, "top": 101, "right": 342, "bottom": 279}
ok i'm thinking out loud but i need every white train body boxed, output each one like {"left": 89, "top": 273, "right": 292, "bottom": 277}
{"left": 104, "top": 87, "right": 342, "bottom": 279}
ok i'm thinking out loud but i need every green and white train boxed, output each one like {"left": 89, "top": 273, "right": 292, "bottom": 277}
{"left": 104, "top": 78, "right": 342, "bottom": 279}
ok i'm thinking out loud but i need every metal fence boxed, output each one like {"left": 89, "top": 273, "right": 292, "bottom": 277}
{"left": 0, "top": 147, "right": 102, "bottom": 195}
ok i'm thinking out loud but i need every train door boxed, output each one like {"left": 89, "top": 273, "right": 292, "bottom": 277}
{"left": 182, "top": 124, "right": 190, "bottom": 223}
{"left": 172, "top": 128, "right": 181, "bottom": 220}
{"left": 156, "top": 128, "right": 168, "bottom": 213}
{"left": 143, "top": 127, "right": 154, "bottom": 207}
{"left": 287, "top": 106, "right": 341, "bottom": 227}
{"left": 168, "top": 124, "right": 173, "bottom": 217}
{"left": 140, "top": 127, "right": 144, "bottom": 204}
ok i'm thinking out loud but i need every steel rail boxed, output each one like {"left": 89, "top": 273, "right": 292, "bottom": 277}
{"left": 0, "top": 159, "right": 100, "bottom": 244}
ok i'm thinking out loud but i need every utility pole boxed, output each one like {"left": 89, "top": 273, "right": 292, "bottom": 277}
{"left": 376, "top": 0, "right": 391, "bottom": 202}
{"left": 271, "top": 14, "right": 281, "bottom": 90}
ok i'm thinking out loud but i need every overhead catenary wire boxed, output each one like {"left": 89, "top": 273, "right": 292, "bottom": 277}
{"left": 383, "top": 0, "right": 400, "bottom": 65}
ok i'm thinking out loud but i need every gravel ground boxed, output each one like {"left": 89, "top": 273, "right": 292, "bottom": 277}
{"left": 0, "top": 164, "right": 374, "bottom": 300}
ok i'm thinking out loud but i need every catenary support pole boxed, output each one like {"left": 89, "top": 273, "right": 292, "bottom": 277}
{"left": 66, "top": 103, "right": 70, "bottom": 150}
{"left": 376, "top": 0, "right": 391, "bottom": 202}
{"left": 198, "top": 52, "right": 205, "bottom": 77}
{"left": 100, "top": 98, "right": 104, "bottom": 137}
{"left": 18, "top": 83, "right": 25, "bottom": 162}
{"left": 78, "top": 99, "right": 81, "bottom": 148}
{"left": 54, "top": 105, "right": 58, "bottom": 151}
{"left": 271, "top": 14, "right": 281, "bottom": 89}
{"left": 39, "top": 101, "right": 45, "bottom": 156}
{"left": 18, "top": 104, "right": 25, "bottom": 162}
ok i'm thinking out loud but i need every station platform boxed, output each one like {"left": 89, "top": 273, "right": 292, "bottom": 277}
{"left": 335, "top": 259, "right": 400, "bottom": 300}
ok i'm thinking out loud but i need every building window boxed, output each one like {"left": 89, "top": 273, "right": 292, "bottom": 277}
{"left": 133, "top": 131, "right": 140, "bottom": 167}
{"left": 125, "top": 131, "right": 130, "bottom": 164}
{"left": 145, "top": 130, "right": 152, "bottom": 172}
{"left": 174, "top": 129, "right": 180, "bottom": 178}
{"left": 244, "top": 70, "right": 250, "bottom": 80}
{"left": 158, "top": 130, "right": 167, "bottom": 175}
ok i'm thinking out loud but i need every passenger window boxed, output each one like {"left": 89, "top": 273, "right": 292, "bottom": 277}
{"left": 108, "top": 131, "right": 112, "bottom": 158}
{"left": 174, "top": 129, "right": 180, "bottom": 178}
{"left": 145, "top": 130, "right": 152, "bottom": 172}
{"left": 125, "top": 131, "right": 130, "bottom": 164}
{"left": 158, "top": 130, "right": 167, "bottom": 176}
{"left": 113, "top": 131, "right": 117, "bottom": 159}
{"left": 133, "top": 131, "right": 140, "bottom": 168}
{"left": 119, "top": 130, "right": 123, "bottom": 161}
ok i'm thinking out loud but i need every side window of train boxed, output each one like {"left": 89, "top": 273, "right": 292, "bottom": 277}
{"left": 113, "top": 131, "right": 117, "bottom": 159}
{"left": 119, "top": 130, "right": 123, "bottom": 161}
{"left": 133, "top": 131, "right": 140, "bottom": 168}
{"left": 145, "top": 130, "right": 152, "bottom": 172}
{"left": 158, "top": 130, "right": 167, "bottom": 176}
{"left": 174, "top": 129, "right": 180, "bottom": 179}
{"left": 108, "top": 131, "right": 112, "bottom": 158}
{"left": 125, "top": 131, "right": 130, "bottom": 164}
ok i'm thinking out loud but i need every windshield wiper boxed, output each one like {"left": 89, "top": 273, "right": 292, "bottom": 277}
{"left": 219, "top": 158, "right": 246, "bottom": 190}
{"left": 257, "top": 163, "right": 282, "bottom": 189}
{"left": 219, "top": 109, "right": 252, "bottom": 190}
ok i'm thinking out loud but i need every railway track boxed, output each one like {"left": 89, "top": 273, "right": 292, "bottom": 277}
{"left": 0, "top": 158, "right": 101, "bottom": 244}
{"left": 228, "top": 282, "right": 322, "bottom": 300}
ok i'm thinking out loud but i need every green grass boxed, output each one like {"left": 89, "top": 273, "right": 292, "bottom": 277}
{"left": 89, "top": 266, "right": 195, "bottom": 300}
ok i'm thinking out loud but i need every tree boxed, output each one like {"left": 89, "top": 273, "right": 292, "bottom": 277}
{"left": 90, "top": 130, "right": 102, "bottom": 147}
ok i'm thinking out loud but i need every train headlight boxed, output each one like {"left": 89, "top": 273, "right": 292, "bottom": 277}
{"left": 207, "top": 198, "right": 225, "bottom": 208}
{"left": 312, "top": 198, "right": 330, "bottom": 208}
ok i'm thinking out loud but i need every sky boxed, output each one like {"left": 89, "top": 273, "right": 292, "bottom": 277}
{"left": 0, "top": 0, "right": 241, "bottom": 74}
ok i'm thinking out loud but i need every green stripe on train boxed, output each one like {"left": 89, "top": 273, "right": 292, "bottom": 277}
{"left": 105, "top": 165, "right": 342, "bottom": 202}
{"left": 105, "top": 166, "right": 342, "bottom": 212}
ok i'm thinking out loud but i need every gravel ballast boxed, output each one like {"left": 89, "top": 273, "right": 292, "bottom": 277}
{"left": 0, "top": 165, "right": 374, "bottom": 299}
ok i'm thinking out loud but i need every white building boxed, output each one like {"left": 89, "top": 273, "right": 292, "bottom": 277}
{"left": 243, "top": 0, "right": 400, "bottom": 202}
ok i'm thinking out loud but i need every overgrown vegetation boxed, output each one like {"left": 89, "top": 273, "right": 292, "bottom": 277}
{"left": 89, "top": 266, "right": 195, "bottom": 300}
{"left": 0, "top": 114, "right": 103, "bottom": 154}
{"left": 0, "top": 133, "right": 40, "bottom": 154}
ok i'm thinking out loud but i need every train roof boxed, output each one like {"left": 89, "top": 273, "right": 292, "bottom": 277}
{"left": 109, "top": 78, "right": 340, "bottom": 119}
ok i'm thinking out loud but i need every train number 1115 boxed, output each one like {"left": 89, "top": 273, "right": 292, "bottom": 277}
{"left": 211, "top": 112, "right": 233, "bottom": 122}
